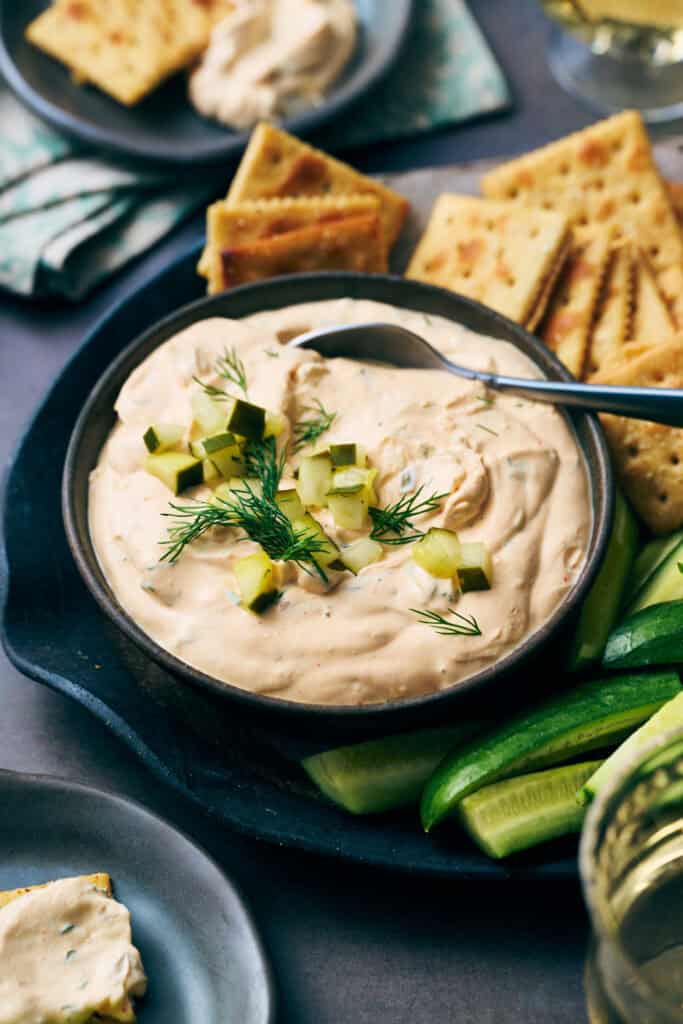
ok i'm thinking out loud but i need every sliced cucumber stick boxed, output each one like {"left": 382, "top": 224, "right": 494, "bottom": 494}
{"left": 603, "top": 600, "right": 683, "bottom": 669}
{"left": 626, "top": 535, "right": 683, "bottom": 614}
{"left": 303, "top": 724, "right": 482, "bottom": 816}
{"left": 569, "top": 491, "right": 638, "bottom": 670}
{"left": 459, "top": 760, "right": 602, "bottom": 859}
{"left": 625, "top": 529, "right": 683, "bottom": 608}
{"left": 420, "top": 670, "right": 681, "bottom": 831}
{"left": 578, "top": 691, "right": 683, "bottom": 805}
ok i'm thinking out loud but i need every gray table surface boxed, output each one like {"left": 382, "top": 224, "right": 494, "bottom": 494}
{"left": 1, "top": 2, "right": 674, "bottom": 1020}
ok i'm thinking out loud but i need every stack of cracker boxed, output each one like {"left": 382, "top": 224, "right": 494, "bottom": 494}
{"left": 26, "top": 0, "right": 234, "bottom": 106}
{"left": 197, "top": 123, "right": 409, "bottom": 294}
{"left": 407, "top": 111, "right": 683, "bottom": 536}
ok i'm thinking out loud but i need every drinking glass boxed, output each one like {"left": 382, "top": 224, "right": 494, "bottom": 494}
{"left": 539, "top": 2, "right": 683, "bottom": 122}
{"left": 581, "top": 727, "right": 683, "bottom": 1022}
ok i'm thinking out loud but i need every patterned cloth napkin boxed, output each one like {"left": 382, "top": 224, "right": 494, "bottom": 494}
{"left": 0, "top": 0, "right": 508, "bottom": 301}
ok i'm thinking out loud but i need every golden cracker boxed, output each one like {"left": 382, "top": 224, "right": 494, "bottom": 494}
{"left": 584, "top": 243, "right": 635, "bottom": 379}
{"left": 405, "top": 194, "right": 571, "bottom": 326}
{"left": 482, "top": 111, "right": 683, "bottom": 326}
{"left": 202, "top": 195, "right": 380, "bottom": 294}
{"left": 220, "top": 214, "right": 388, "bottom": 289}
{"left": 540, "top": 228, "right": 613, "bottom": 377}
{"left": 26, "top": 0, "right": 231, "bottom": 106}
{"left": 226, "top": 122, "right": 409, "bottom": 247}
{"left": 667, "top": 180, "right": 683, "bottom": 224}
{"left": 0, "top": 873, "right": 112, "bottom": 910}
{"left": 593, "top": 339, "right": 683, "bottom": 534}
{"left": 631, "top": 249, "right": 677, "bottom": 344}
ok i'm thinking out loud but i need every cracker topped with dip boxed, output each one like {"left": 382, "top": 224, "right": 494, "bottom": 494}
{"left": 0, "top": 874, "right": 147, "bottom": 1023}
{"left": 88, "top": 299, "right": 590, "bottom": 707}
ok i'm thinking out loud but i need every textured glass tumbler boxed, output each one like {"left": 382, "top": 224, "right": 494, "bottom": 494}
{"left": 539, "top": 2, "right": 683, "bottom": 122}
{"left": 581, "top": 728, "right": 683, "bottom": 1023}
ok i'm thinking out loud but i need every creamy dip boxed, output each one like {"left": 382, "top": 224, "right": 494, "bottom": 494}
{"left": 0, "top": 876, "right": 147, "bottom": 1024}
{"left": 189, "top": 0, "right": 357, "bottom": 129}
{"left": 89, "top": 299, "right": 590, "bottom": 707}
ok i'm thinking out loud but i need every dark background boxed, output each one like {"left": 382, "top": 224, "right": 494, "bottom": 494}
{"left": 1, "top": 2, "right": 675, "bottom": 1020}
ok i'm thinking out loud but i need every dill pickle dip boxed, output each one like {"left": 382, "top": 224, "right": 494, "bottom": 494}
{"left": 89, "top": 299, "right": 590, "bottom": 706}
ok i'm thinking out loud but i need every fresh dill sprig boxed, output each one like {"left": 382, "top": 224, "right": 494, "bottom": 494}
{"left": 216, "top": 346, "right": 248, "bottom": 395}
{"left": 193, "top": 346, "right": 248, "bottom": 402}
{"left": 292, "top": 399, "right": 336, "bottom": 453}
{"left": 369, "top": 486, "right": 447, "bottom": 546}
{"left": 411, "top": 608, "right": 482, "bottom": 637}
{"left": 159, "top": 438, "right": 328, "bottom": 580}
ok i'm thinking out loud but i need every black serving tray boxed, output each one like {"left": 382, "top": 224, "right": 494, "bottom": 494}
{"left": 1, "top": 244, "right": 581, "bottom": 881}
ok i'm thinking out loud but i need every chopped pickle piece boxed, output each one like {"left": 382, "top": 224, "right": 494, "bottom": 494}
{"left": 265, "top": 410, "right": 287, "bottom": 439}
{"left": 229, "top": 476, "right": 263, "bottom": 498}
{"left": 276, "top": 489, "right": 306, "bottom": 522}
{"left": 331, "top": 466, "right": 378, "bottom": 504}
{"left": 145, "top": 452, "right": 203, "bottom": 494}
{"left": 413, "top": 528, "right": 462, "bottom": 579}
{"left": 143, "top": 423, "right": 184, "bottom": 454}
{"left": 330, "top": 443, "right": 358, "bottom": 467}
{"left": 340, "top": 538, "right": 384, "bottom": 574}
{"left": 297, "top": 453, "right": 333, "bottom": 508}
{"left": 293, "top": 513, "right": 344, "bottom": 572}
{"left": 191, "top": 390, "right": 225, "bottom": 435}
{"left": 190, "top": 439, "right": 206, "bottom": 458}
{"left": 227, "top": 398, "right": 266, "bottom": 441}
{"left": 456, "top": 542, "right": 493, "bottom": 592}
{"left": 202, "top": 457, "right": 220, "bottom": 483}
{"left": 207, "top": 435, "right": 246, "bottom": 479}
{"left": 202, "top": 431, "right": 237, "bottom": 453}
{"left": 328, "top": 490, "right": 369, "bottom": 530}
{"left": 234, "top": 550, "right": 278, "bottom": 612}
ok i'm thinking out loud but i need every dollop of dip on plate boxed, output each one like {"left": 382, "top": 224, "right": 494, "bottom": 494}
{"left": 189, "top": 0, "right": 357, "bottom": 130}
{"left": 89, "top": 299, "right": 590, "bottom": 707}
{"left": 0, "top": 876, "right": 147, "bottom": 1024}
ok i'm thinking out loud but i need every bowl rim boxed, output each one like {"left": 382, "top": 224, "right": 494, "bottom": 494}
{"left": 62, "top": 270, "right": 614, "bottom": 723}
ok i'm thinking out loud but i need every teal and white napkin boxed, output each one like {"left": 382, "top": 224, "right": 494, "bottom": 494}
{"left": 0, "top": 0, "right": 508, "bottom": 301}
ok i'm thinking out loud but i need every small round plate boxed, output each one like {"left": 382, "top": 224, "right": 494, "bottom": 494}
{"left": 0, "top": 770, "right": 275, "bottom": 1024}
{"left": 0, "top": 0, "right": 413, "bottom": 166}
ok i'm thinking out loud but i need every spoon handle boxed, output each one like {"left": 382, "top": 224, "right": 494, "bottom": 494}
{"left": 479, "top": 374, "right": 683, "bottom": 428}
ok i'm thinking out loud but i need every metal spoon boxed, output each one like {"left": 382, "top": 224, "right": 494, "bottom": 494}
{"left": 291, "top": 322, "right": 683, "bottom": 427}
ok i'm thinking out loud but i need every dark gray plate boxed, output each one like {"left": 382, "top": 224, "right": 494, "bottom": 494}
{"left": 0, "top": 0, "right": 413, "bottom": 166}
{"left": 0, "top": 770, "right": 274, "bottom": 1024}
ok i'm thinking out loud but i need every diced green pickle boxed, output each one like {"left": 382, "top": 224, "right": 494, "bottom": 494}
{"left": 227, "top": 398, "right": 266, "bottom": 441}
{"left": 191, "top": 391, "right": 225, "bottom": 436}
{"left": 456, "top": 542, "right": 493, "bottom": 592}
{"left": 234, "top": 550, "right": 278, "bottom": 612}
{"left": 276, "top": 489, "right": 306, "bottom": 522}
{"left": 328, "top": 490, "right": 368, "bottom": 531}
{"left": 297, "top": 453, "right": 333, "bottom": 508}
{"left": 340, "top": 538, "right": 384, "bottom": 574}
{"left": 264, "top": 410, "right": 287, "bottom": 439}
{"left": 202, "top": 431, "right": 237, "bottom": 454}
{"left": 330, "top": 443, "right": 357, "bottom": 467}
{"left": 413, "top": 528, "right": 462, "bottom": 579}
{"left": 142, "top": 424, "right": 184, "bottom": 454}
{"left": 293, "top": 514, "right": 343, "bottom": 572}
{"left": 145, "top": 452, "right": 203, "bottom": 494}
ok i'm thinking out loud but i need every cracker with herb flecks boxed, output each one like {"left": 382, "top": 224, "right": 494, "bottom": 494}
{"left": 26, "top": 0, "right": 232, "bottom": 107}
{"left": 482, "top": 111, "right": 683, "bottom": 327}
{"left": 226, "top": 122, "right": 409, "bottom": 247}
{"left": 540, "top": 228, "right": 613, "bottom": 377}
{"left": 592, "top": 340, "right": 683, "bottom": 534}
{"left": 0, "top": 873, "right": 112, "bottom": 910}
{"left": 200, "top": 195, "right": 382, "bottom": 294}
{"left": 405, "top": 194, "right": 571, "bottom": 327}
{"left": 220, "top": 214, "right": 388, "bottom": 288}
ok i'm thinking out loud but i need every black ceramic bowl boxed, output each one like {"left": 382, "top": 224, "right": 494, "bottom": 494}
{"left": 63, "top": 273, "right": 613, "bottom": 738}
